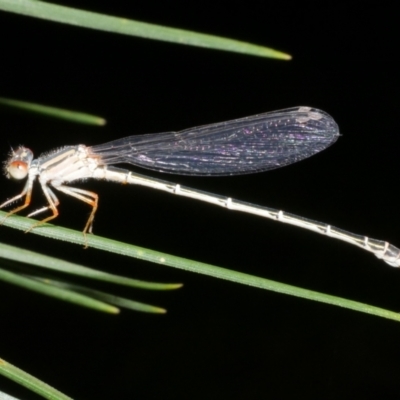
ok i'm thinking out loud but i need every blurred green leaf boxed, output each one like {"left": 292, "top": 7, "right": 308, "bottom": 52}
{"left": 0, "top": 242, "right": 181, "bottom": 290}
{"left": 37, "top": 277, "right": 167, "bottom": 313}
{"left": 0, "top": 97, "right": 106, "bottom": 125}
{"left": 0, "top": 357, "right": 73, "bottom": 400}
{"left": 0, "top": 0, "right": 291, "bottom": 59}
{"left": 0, "top": 241, "right": 181, "bottom": 313}
{"left": 0, "top": 266, "right": 120, "bottom": 313}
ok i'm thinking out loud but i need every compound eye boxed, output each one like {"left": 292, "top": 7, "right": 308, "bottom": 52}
{"left": 7, "top": 160, "right": 29, "bottom": 180}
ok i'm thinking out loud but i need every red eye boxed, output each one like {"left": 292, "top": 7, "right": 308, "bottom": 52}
{"left": 7, "top": 160, "right": 29, "bottom": 180}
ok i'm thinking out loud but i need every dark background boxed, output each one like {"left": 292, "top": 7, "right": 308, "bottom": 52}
{"left": 1, "top": 2, "right": 400, "bottom": 399}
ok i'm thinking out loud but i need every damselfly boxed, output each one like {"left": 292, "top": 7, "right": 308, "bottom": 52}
{"left": 2, "top": 106, "right": 399, "bottom": 267}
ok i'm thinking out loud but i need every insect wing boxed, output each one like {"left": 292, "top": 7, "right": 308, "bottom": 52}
{"left": 90, "top": 107, "right": 339, "bottom": 176}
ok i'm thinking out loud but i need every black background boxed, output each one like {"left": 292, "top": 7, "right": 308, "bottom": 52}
{"left": 1, "top": 2, "right": 400, "bottom": 399}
